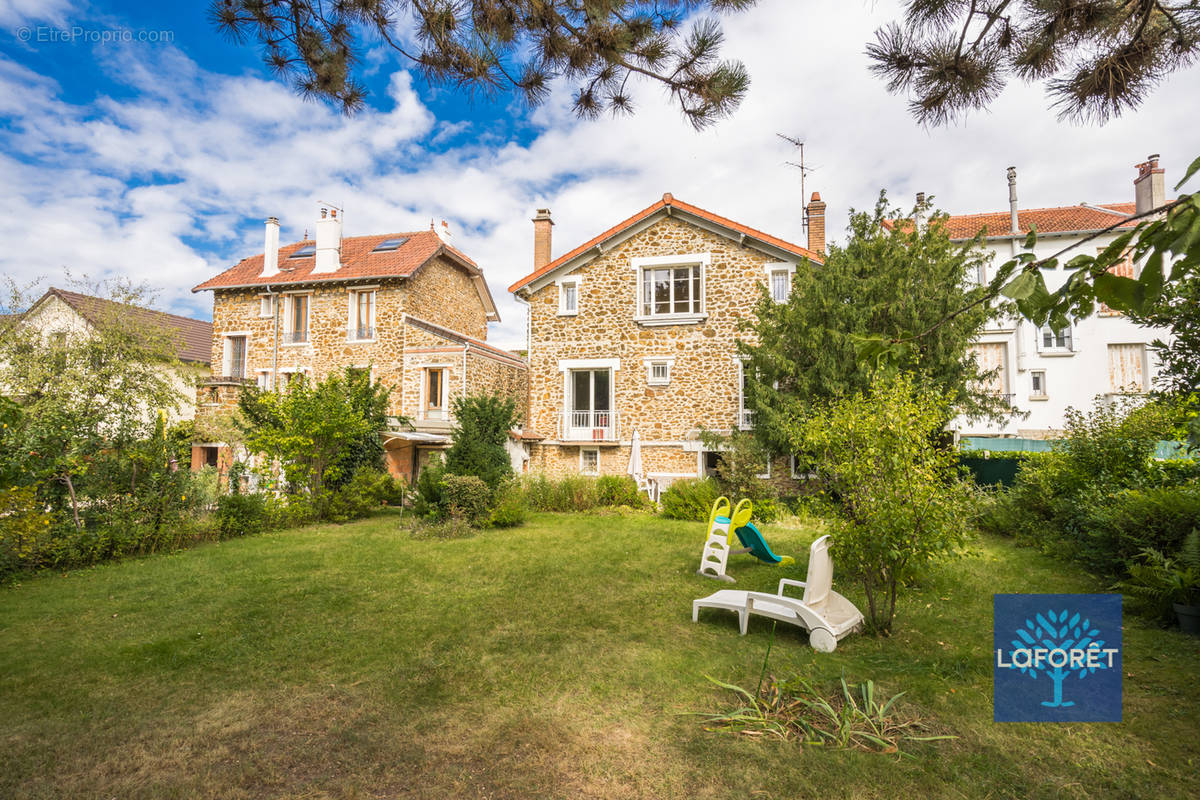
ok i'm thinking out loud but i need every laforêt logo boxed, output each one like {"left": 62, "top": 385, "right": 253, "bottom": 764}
{"left": 993, "top": 593, "right": 1122, "bottom": 722}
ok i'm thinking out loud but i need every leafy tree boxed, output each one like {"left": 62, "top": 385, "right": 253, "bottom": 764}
{"left": 444, "top": 394, "right": 518, "bottom": 489}
{"left": 800, "top": 375, "right": 971, "bottom": 633}
{"left": 1129, "top": 269, "right": 1200, "bottom": 397}
{"left": 238, "top": 367, "right": 391, "bottom": 494}
{"left": 0, "top": 281, "right": 186, "bottom": 528}
{"left": 209, "top": 0, "right": 755, "bottom": 128}
{"left": 741, "top": 191, "right": 1005, "bottom": 454}
{"left": 869, "top": 1, "right": 1200, "bottom": 125}
{"left": 856, "top": 156, "right": 1200, "bottom": 443}
{"left": 698, "top": 428, "right": 776, "bottom": 502}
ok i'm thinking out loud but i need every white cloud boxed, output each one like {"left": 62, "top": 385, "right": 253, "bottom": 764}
{"left": 0, "top": 0, "right": 1197, "bottom": 350}
{"left": 0, "top": 0, "right": 74, "bottom": 28}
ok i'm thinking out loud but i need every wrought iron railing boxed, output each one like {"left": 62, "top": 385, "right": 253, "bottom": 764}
{"left": 559, "top": 410, "right": 618, "bottom": 441}
{"left": 348, "top": 325, "right": 375, "bottom": 341}
{"left": 282, "top": 329, "right": 308, "bottom": 344}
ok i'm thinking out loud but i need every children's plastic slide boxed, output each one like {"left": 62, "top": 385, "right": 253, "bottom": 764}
{"left": 696, "top": 497, "right": 793, "bottom": 582}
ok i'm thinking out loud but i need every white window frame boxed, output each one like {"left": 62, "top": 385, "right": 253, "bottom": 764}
{"left": 347, "top": 287, "right": 377, "bottom": 342}
{"left": 580, "top": 447, "right": 600, "bottom": 476}
{"left": 557, "top": 276, "right": 580, "bottom": 316}
{"left": 283, "top": 291, "right": 311, "bottom": 347}
{"left": 631, "top": 253, "right": 709, "bottom": 326}
{"left": 255, "top": 368, "right": 272, "bottom": 390}
{"left": 258, "top": 294, "right": 275, "bottom": 318}
{"left": 1030, "top": 370, "right": 1047, "bottom": 398}
{"left": 757, "top": 457, "right": 771, "bottom": 480}
{"left": 221, "top": 332, "right": 250, "bottom": 379}
{"left": 644, "top": 356, "right": 674, "bottom": 386}
{"left": 737, "top": 357, "right": 753, "bottom": 430}
{"left": 421, "top": 364, "right": 453, "bottom": 420}
{"left": 764, "top": 262, "right": 795, "bottom": 303}
{"left": 1037, "top": 323, "right": 1075, "bottom": 355}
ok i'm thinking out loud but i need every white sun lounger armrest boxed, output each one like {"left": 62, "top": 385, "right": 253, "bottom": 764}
{"left": 777, "top": 578, "right": 807, "bottom": 597}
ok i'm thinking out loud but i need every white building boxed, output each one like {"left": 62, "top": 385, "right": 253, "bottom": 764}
{"left": 949, "top": 155, "right": 1171, "bottom": 438}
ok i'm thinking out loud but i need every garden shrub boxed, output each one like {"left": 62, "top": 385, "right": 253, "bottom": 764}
{"left": 596, "top": 475, "right": 647, "bottom": 508}
{"left": 660, "top": 477, "right": 721, "bottom": 522}
{"left": 441, "top": 474, "right": 492, "bottom": 526}
{"left": 0, "top": 486, "right": 55, "bottom": 577}
{"left": 216, "top": 492, "right": 269, "bottom": 538}
{"left": 553, "top": 474, "right": 600, "bottom": 510}
{"left": 413, "top": 455, "right": 448, "bottom": 518}
{"left": 487, "top": 479, "right": 528, "bottom": 528}
{"left": 1074, "top": 486, "right": 1200, "bottom": 578}
{"left": 444, "top": 394, "right": 518, "bottom": 490}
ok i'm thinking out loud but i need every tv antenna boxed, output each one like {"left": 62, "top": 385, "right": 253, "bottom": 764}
{"left": 778, "top": 134, "right": 816, "bottom": 235}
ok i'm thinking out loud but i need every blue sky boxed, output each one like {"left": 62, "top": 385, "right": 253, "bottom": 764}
{"left": 2, "top": 0, "right": 1197, "bottom": 348}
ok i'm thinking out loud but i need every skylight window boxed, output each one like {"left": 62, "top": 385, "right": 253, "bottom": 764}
{"left": 288, "top": 244, "right": 316, "bottom": 258}
{"left": 373, "top": 237, "right": 408, "bottom": 252}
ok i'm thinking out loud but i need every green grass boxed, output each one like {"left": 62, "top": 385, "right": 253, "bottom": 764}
{"left": 1, "top": 511, "right": 1197, "bottom": 799}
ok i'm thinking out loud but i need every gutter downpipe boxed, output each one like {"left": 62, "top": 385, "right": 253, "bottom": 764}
{"left": 1007, "top": 167, "right": 1027, "bottom": 379}
{"left": 270, "top": 285, "right": 280, "bottom": 391}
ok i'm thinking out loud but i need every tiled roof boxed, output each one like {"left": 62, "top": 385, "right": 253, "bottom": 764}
{"left": 885, "top": 202, "right": 1138, "bottom": 240}
{"left": 404, "top": 314, "right": 527, "bottom": 368}
{"left": 45, "top": 288, "right": 213, "bottom": 364}
{"left": 192, "top": 230, "right": 481, "bottom": 292}
{"left": 508, "top": 193, "right": 822, "bottom": 294}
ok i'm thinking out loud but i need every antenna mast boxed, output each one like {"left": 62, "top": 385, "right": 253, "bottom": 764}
{"left": 778, "top": 134, "right": 812, "bottom": 236}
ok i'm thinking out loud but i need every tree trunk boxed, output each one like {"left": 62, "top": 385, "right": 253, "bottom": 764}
{"left": 63, "top": 474, "right": 81, "bottom": 530}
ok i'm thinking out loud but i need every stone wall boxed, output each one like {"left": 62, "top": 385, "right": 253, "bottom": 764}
{"left": 405, "top": 255, "right": 490, "bottom": 340}
{"left": 524, "top": 214, "right": 800, "bottom": 491}
{"left": 466, "top": 349, "right": 529, "bottom": 425}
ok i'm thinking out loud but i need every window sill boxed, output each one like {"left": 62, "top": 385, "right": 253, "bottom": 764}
{"left": 1037, "top": 350, "right": 1076, "bottom": 357}
{"left": 1029, "top": 395, "right": 1049, "bottom": 401}
{"left": 556, "top": 311, "right": 578, "bottom": 318}
{"left": 345, "top": 338, "right": 377, "bottom": 344}
{"left": 634, "top": 313, "right": 707, "bottom": 327}
{"left": 647, "top": 380, "right": 670, "bottom": 387}
{"left": 281, "top": 342, "right": 309, "bottom": 348}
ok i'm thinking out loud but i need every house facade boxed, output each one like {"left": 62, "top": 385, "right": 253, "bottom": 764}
{"left": 191, "top": 208, "right": 526, "bottom": 481}
{"left": 944, "top": 156, "right": 1172, "bottom": 439}
{"left": 5, "top": 287, "right": 212, "bottom": 420}
{"left": 509, "top": 193, "right": 826, "bottom": 490}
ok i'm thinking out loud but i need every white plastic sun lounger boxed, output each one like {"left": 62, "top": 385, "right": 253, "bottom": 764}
{"left": 692, "top": 534, "right": 864, "bottom": 652}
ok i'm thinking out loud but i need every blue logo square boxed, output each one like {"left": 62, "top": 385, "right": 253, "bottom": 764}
{"left": 993, "top": 593, "right": 1122, "bottom": 722}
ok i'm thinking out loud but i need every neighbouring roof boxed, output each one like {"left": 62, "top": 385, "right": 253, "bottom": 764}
{"left": 192, "top": 229, "right": 499, "bottom": 321}
{"left": 32, "top": 288, "right": 213, "bottom": 364}
{"left": 508, "top": 193, "right": 822, "bottom": 294}
{"left": 404, "top": 314, "right": 527, "bottom": 368}
{"left": 884, "top": 202, "right": 1138, "bottom": 240}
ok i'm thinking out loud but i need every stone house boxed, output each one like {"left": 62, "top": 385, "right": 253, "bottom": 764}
{"left": 191, "top": 208, "right": 526, "bottom": 481}
{"left": 924, "top": 155, "right": 1173, "bottom": 439}
{"left": 508, "top": 193, "right": 826, "bottom": 492}
{"left": 3, "top": 287, "right": 212, "bottom": 420}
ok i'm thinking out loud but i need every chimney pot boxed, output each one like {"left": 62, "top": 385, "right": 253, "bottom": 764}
{"left": 313, "top": 205, "right": 342, "bottom": 273}
{"left": 532, "top": 208, "right": 554, "bottom": 272}
{"left": 1007, "top": 166, "right": 1020, "bottom": 234}
{"left": 1134, "top": 154, "right": 1166, "bottom": 214}
{"left": 805, "top": 192, "right": 827, "bottom": 256}
{"left": 262, "top": 216, "right": 281, "bottom": 277}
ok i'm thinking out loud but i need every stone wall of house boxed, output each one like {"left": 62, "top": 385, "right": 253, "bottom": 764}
{"left": 466, "top": 349, "right": 530, "bottom": 424}
{"left": 523, "top": 214, "right": 800, "bottom": 491}
{"left": 405, "top": 255, "right": 490, "bottom": 340}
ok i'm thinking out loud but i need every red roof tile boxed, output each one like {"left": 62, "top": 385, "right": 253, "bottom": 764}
{"left": 193, "top": 230, "right": 481, "bottom": 292}
{"left": 404, "top": 315, "right": 527, "bottom": 368}
{"left": 46, "top": 288, "right": 213, "bottom": 364}
{"left": 885, "top": 202, "right": 1137, "bottom": 240}
{"left": 508, "top": 194, "right": 822, "bottom": 294}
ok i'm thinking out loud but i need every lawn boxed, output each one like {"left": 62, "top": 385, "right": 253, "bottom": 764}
{"left": 1, "top": 511, "right": 1197, "bottom": 799}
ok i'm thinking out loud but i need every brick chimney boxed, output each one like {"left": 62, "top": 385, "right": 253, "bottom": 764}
{"left": 1134, "top": 154, "right": 1165, "bottom": 214}
{"left": 532, "top": 208, "right": 553, "bottom": 271}
{"left": 313, "top": 206, "right": 342, "bottom": 273}
{"left": 806, "top": 192, "right": 826, "bottom": 255}
{"left": 262, "top": 216, "right": 280, "bottom": 277}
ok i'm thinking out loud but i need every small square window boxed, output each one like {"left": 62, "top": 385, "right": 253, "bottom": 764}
{"left": 647, "top": 360, "right": 671, "bottom": 386}
{"left": 769, "top": 269, "right": 791, "bottom": 302}
{"left": 1039, "top": 325, "right": 1073, "bottom": 352}
{"left": 559, "top": 279, "right": 579, "bottom": 315}
{"left": 1031, "top": 371, "right": 1046, "bottom": 397}
{"left": 259, "top": 295, "right": 275, "bottom": 318}
{"left": 580, "top": 448, "right": 599, "bottom": 475}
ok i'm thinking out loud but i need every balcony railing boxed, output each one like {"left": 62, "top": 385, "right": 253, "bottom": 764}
{"left": 347, "top": 325, "right": 376, "bottom": 341}
{"left": 739, "top": 409, "right": 754, "bottom": 429}
{"left": 560, "top": 410, "right": 619, "bottom": 442}
{"left": 282, "top": 329, "right": 308, "bottom": 344}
